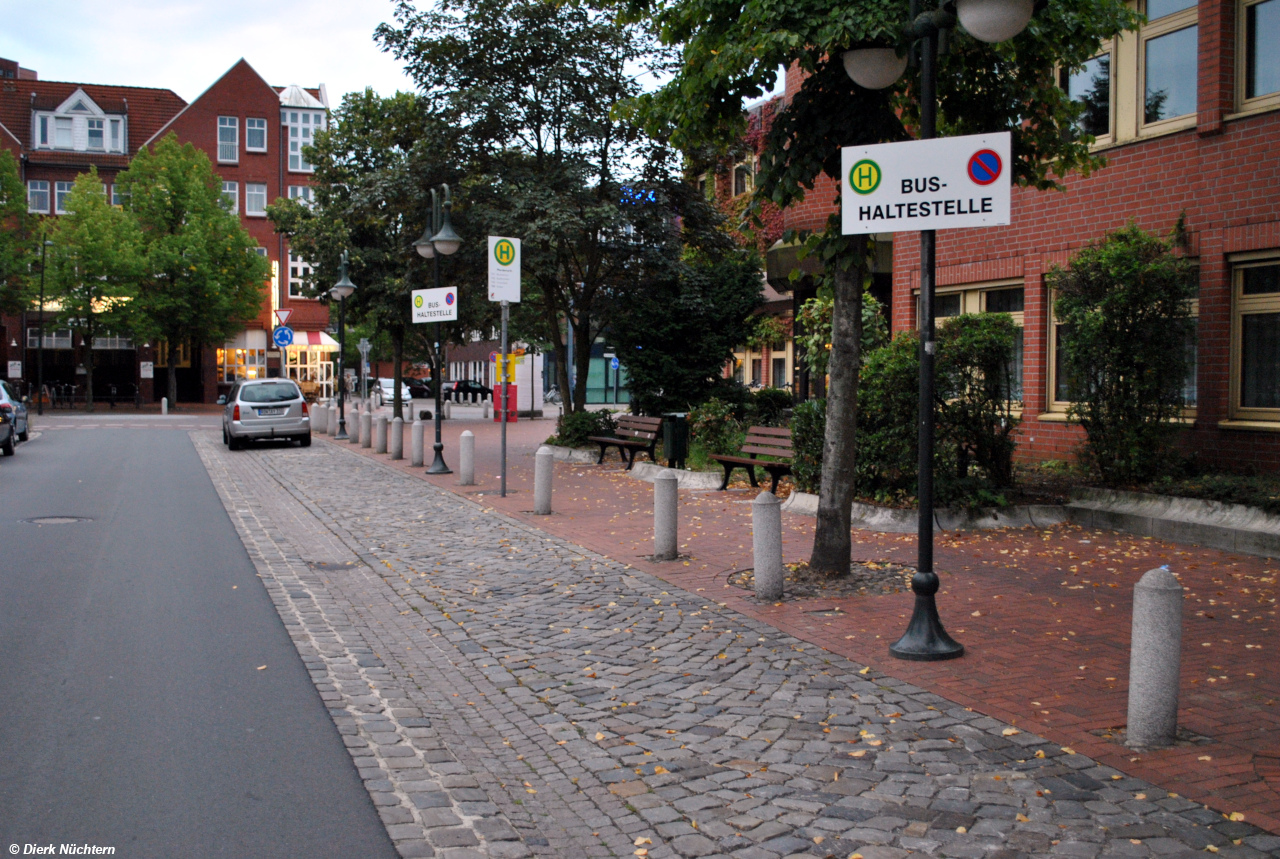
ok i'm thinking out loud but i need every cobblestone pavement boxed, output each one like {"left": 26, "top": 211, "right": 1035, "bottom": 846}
{"left": 195, "top": 431, "right": 1280, "bottom": 859}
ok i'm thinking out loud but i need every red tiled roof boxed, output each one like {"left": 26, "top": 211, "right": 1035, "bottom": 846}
{"left": 0, "top": 79, "right": 185, "bottom": 158}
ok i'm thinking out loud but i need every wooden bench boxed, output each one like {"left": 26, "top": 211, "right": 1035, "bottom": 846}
{"left": 588, "top": 415, "right": 663, "bottom": 470}
{"left": 709, "top": 426, "right": 793, "bottom": 494}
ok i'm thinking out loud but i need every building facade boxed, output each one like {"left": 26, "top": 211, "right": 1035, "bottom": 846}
{"left": 0, "top": 57, "right": 336, "bottom": 405}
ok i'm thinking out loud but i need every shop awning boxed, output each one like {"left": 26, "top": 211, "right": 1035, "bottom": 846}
{"left": 285, "top": 331, "right": 340, "bottom": 352}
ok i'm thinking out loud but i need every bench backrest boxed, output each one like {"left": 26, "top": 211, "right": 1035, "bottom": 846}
{"left": 615, "top": 414, "right": 663, "bottom": 441}
{"left": 741, "top": 425, "right": 793, "bottom": 460}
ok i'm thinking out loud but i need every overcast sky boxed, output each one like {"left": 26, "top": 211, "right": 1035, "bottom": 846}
{"left": 3, "top": 0, "right": 418, "bottom": 104}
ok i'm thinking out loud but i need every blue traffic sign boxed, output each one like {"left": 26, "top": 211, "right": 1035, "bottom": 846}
{"left": 272, "top": 326, "right": 294, "bottom": 348}
{"left": 610, "top": 357, "right": 619, "bottom": 370}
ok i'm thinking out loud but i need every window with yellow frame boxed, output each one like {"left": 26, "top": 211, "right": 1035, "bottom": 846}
{"left": 1238, "top": 0, "right": 1280, "bottom": 113}
{"left": 1138, "top": 0, "right": 1199, "bottom": 133}
{"left": 154, "top": 341, "right": 190, "bottom": 369}
{"left": 916, "top": 280, "right": 1026, "bottom": 405}
{"left": 1228, "top": 258, "right": 1280, "bottom": 424}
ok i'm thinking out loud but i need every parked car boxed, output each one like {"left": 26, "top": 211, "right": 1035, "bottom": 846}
{"left": 447, "top": 380, "right": 492, "bottom": 402}
{"left": 220, "top": 379, "right": 311, "bottom": 450}
{"left": 375, "top": 377, "right": 412, "bottom": 406}
{"left": 0, "top": 380, "right": 29, "bottom": 456}
{"left": 406, "top": 377, "right": 434, "bottom": 399}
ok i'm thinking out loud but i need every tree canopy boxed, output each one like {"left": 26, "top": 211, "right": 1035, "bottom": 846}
{"left": 0, "top": 148, "right": 37, "bottom": 316}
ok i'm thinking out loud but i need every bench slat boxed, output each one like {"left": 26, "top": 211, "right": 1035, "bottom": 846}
{"left": 738, "top": 445, "right": 791, "bottom": 459}
{"left": 745, "top": 425, "right": 791, "bottom": 437}
{"left": 743, "top": 436, "right": 792, "bottom": 450}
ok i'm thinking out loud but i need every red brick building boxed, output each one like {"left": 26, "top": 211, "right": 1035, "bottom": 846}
{"left": 0, "top": 58, "right": 336, "bottom": 405}
{"left": 770, "top": 0, "right": 1280, "bottom": 470}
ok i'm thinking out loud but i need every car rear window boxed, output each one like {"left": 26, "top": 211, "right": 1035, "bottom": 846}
{"left": 240, "top": 382, "right": 300, "bottom": 403}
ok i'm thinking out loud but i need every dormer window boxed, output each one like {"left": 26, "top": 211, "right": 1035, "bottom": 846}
{"left": 32, "top": 89, "right": 126, "bottom": 154}
{"left": 87, "top": 119, "right": 104, "bottom": 150}
{"left": 55, "top": 117, "right": 72, "bottom": 148}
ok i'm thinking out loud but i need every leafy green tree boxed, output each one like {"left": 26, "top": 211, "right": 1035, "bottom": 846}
{"left": 1049, "top": 220, "right": 1197, "bottom": 485}
{"left": 629, "top": 0, "right": 1140, "bottom": 575}
{"left": 609, "top": 248, "right": 762, "bottom": 414}
{"left": 0, "top": 149, "right": 37, "bottom": 315}
{"left": 378, "top": 0, "right": 731, "bottom": 414}
{"left": 43, "top": 169, "right": 143, "bottom": 410}
{"left": 117, "top": 134, "right": 268, "bottom": 404}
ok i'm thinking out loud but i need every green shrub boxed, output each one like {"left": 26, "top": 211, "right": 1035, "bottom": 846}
{"left": 550, "top": 409, "right": 616, "bottom": 448}
{"left": 706, "top": 379, "right": 752, "bottom": 421}
{"left": 747, "top": 388, "right": 794, "bottom": 427}
{"left": 689, "top": 397, "right": 742, "bottom": 456}
{"left": 789, "top": 398, "right": 825, "bottom": 493}
{"left": 856, "top": 334, "right": 920, "bottom": 500}
{"left": 1049, "top": 219, "right": 1197, "bottom": 485}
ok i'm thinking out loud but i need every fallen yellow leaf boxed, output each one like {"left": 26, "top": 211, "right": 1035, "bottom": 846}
{"left": 956, "top": 826, "right": 967, "bottom": 834}
{"left": 595, "top": 732, "right": 606, "bottom": 741}
{"left": 653, "top": 765, "right": 669, "bottom": 774}
{"left": 257, "top": 665, "right": 267, "bottom": 671}
{"left": 859, "top": 667, "right": 871, "bottom": 674}
{"left": 634, "top": 837, "right": 652, "bottom": 846}
{"left": 1229, "top": 812, "right": 1246, "bottom": 822}
{"left": 1016, "top": 814, "right": 1030, "bottom": 822}
{"left": 1002, "top": 728, "right": 1020, "bottom": 736}
{"left": 1034, "top": 750, "right": 1046, "bottom": 758}
{"left": 1061, "top": 747, "right": 1076, "bottom": 755}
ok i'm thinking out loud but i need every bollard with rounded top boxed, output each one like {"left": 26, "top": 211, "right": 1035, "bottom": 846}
{"left": 1127, "top": 565, "right": 1184, "bottom": 749}
{"left": 360, "top": 411, "right": 372, "bottom": 448}
{"left": 444, "top": 400, "right": 452, "bottom": 420}
{"left": 653, "top": 470, "right": 679, "bottom": 560}
{"left": 315, "top": 403, "right": 328, "bottom": 434}
{"left": 329, "top": 404, "right": 338, "bottom": 436}
{"left": 460, "top": 430, "right": 476, "bottom": 486}
{"left": 483, "top": 400, "right": 492, "bottom": 419}
{"left": 374, "top": 415, "right": 388, "bottom": 453}
{"left": 411, "top": 419, "right": 425, "bottom": 467}
{"left": 752, "top": 491, "right": 784, "bottom": 601}
{"left": 533, "top": 445, "right": 554, "bottom": 514}
{"left": 390, "top": 416, "right": 403, "bottom": 460}
{"left": 161, "top": 397, "right": 168, "bottom": 416}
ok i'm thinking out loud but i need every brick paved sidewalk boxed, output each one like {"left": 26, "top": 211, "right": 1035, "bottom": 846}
{"left": 342, "top": 416, "right": 1280, "bottom": 833}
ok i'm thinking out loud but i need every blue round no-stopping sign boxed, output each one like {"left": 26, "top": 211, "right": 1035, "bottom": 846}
{"left": 967, "top": 149, "right": 1003, "bottom": 186}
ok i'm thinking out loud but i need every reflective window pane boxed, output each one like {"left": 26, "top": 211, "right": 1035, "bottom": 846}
{"left": 985, "top": 287, "right": 1025, "bottom": 313}
{"left": 1067, "top": 55, "right": 1111, "bottom": 137}
{"left": 1241, "top": 312, "right": 1280, "bottom": 409}
{"left": 1147, "top": 0, "right": 1196, "bottom": 19}
{"left": 1145, "top": 26, "right": 1198, "bottom": 122}
{"left": 1243, "top": 264, "right": 1280, "bottom": 295}
{"left": 1248, "top": 0, "right": 1280, "bottom": 98}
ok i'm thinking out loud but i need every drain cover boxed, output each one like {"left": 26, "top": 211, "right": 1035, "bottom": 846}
{"left": 24, "top": 516, "right": 92, "bottom": 525}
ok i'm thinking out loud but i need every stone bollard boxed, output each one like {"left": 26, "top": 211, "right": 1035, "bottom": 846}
{"left": 360, "top": 411, "right": 372, "bottom": 448}
{"left": 349, "top": 405, "right": 362, "bottom": 443}
{"left": 313, "top": 403, "right": 327, "bottom": 434}
{"left": 411, "top": 419, "right": 425, "bottom": 467}
{"left": 653, "top": 470, "right": 679, "bottom": 560}
{"left": 390, "top": 416, "right": 403, "bottom": 460}
{"left": 444, "top": 400, "right": 452, "bottom": 420}
{"left": 752, "top": 491, "right": 784, "bottom": 601}
{"left": 534, "top": 445, "right": 554, "bottom": 514}
{"left": 1127, "top": 566, "right": 1184, "bottom": 749}
{"left": 329, "top": 404, "right": 338, "bottom": 436}
{"left": 460, "top": 430, "right": 476, "bottom": 486}
{"left": 374, "top": 415, "right": 388, "bottom": 453}
{"left": 161, "top": 397, "right": 168, "bottom": 416}
{"left": 483, "top": 400, "right": 492, "bottom": 419}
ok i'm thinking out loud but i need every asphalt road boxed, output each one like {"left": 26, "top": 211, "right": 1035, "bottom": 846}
{"left": 0, "top": 427, "right": 397, "bottom": 858}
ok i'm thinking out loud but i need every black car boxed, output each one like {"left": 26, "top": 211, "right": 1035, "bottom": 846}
{"left": 406, "top": 378, "right": 434, "bottom": 399}
{"left": 448, "top": 379, "right": 492, "bottom": 402}
{"left": 0, "top": 380, "right": 30, "bottom": 455}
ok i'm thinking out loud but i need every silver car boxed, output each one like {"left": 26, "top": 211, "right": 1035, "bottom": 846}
{"left": 220, "top": 379, "right": 311, "bottom": 450}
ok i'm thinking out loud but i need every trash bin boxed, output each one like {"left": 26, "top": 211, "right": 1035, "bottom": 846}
{"left": 662, "top": 412, "right": 689, "bottom": 470}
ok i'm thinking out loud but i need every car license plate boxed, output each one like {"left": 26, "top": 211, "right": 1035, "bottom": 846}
{"left": 257, "top": 407, "right": 285, "bottom": 416}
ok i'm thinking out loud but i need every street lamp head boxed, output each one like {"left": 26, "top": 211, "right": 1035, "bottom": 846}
{"left": 331, "top": 250, "right": 356, "bottom": 300}
{"left": 430, "top": 196, "right": 462, "bottom": 256}
{"left": 841, "top": 47, "right": 908, "bottom": 90}
{"left": 413, "top": 224, "right": 436, "bottom": 259}
{"left": 956, "top": 0, "right": 1034, "bottom": 42}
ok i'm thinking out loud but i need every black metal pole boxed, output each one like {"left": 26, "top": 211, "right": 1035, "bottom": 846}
{"left": 427, "top": 249, "right": 451, "bottom": 474}
{"left": 891, "top": 23, "right": 963, "bottom": 661}
{"left": 37, "top": 239, "right": 47, "bottom": 416}
{"left": 335, "top": 296, "right": 349, "bottom": 440}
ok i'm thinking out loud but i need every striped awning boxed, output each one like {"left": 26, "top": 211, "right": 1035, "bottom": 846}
{"left": 285, "top": 330, "right": 340, "bottom": 352}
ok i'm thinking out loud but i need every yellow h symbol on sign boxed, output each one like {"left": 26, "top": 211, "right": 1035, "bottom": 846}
{"left": 850, "top": 159, "right": 881, "bottom": 195}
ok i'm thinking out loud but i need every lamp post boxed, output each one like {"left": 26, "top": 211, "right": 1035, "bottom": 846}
{"left": 842, "top": 0, "right": 1032, "bottom": 662}
{"left": 413, "top": 184, "right": 463, "bottom": 475}
{"left": 37, "top": 237, "right": 52, "bottom": 415}
{"left": 330, "top": 251, "right": 356, "bottom": 440}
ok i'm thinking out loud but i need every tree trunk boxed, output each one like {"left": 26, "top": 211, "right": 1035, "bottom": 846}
{"left": 808, "top": 262, "right": 863, "bottom": 578}
{"left": 168, "top": 360, "right": 178, "bottom": 410}
{"left": 391, "top": 328, "right": 405, "bottom": 421}
{"left": 83, "top": 341, "right": 94, "bottom": 412}
{"left": 572, "top": 315, "right": 592, "bottom": 414}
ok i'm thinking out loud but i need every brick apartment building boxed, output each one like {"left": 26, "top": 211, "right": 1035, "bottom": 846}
{"left": 0, "top": 57, "right": 337, "bottom": 405}
{"left": 765, "top": 0, "right": 1280, "bottom": 470}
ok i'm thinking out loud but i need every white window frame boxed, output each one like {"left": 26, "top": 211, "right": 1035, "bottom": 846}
{"left": 54, "top": 117, "right": 72, "bottom": 149}
{"left": 217, "top": 116, "right": 238, "bottom": 164}
{"left": 37, "top": 115, "right": 48, "bottom": 147}
{"left": 288, "top": 253, "right": 314, "bottom": 298}
{"left": 246, "top": 117, "right": 267, "bottom": 152}
{"left": 27, "top": 180, "right": 49, "bottom": 213}
{"left": 245, "top": 183, "right": 267, "bottom": 217}
{"left": 28, "top": 328, "right": 73, "bottom": 349}
{"left": 92, "top": 333, "right": 134, "bottom": 350}
{"left": 287, "top": 185, "right": 314, "bottom": 207}
{"left": 222, "top": 181, "right": 239, "bottom": 214}
{"left": 109, "top": 118, "right": 122, "bottom": 152}
{"left": 87, "top": 118, "right": 104, "bottom": 150}
{"left": 916, "top": 279, "right": 1027, "bottom": 408}
{"left": 283, "top": 110, "right": 325, "bottom": 173}
{"left": 54, "top": 181, "right": 73, "bottom": 215}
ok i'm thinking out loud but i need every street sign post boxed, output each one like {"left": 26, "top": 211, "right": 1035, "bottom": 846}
{"left": 489, "top": 236, "right": 522, "bottom": 497}
{"left": 272, "top": 326, "right": 294, "bottom": 348}
{"left": 842, "top": 132, "right": 1011, "bottom": 235}
{"left": 411, "top": 287, "right": 458, "bottom": 323}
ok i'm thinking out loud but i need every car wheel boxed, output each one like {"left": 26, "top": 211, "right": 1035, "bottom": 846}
{"left": 17, "top": 424, "right": 28, "bottom": 442}
{"left": 298, "top": 433, "right": 312, "bottom": 448}
{"left": 222, "top": 424, "right": 229, "bottom": 445}
{"left": 228, "top": 434, "right": 243, "bottom": 451}
{"left": 1, "top": 427, "right": 14, "bottom": 456}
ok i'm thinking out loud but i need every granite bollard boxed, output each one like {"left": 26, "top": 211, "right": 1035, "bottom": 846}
{"left": 1127, "top": 565, "right": 1184, "bottom": 749}
{"left": 534, "top": 445, "right": 554, "bottom": 514}
{"left": 390, "top": 416, "right": 403, "bottom": 460}
{"left": 460, "top": 431, "right": 475, "bottom": 486}
{"left": 653, "top": 470, "right": 678, "bottom": 560}
{"left": 374, "top": 414, "right": 388, "bottom": 453}
{"left": 753, "top": 491, "right": 784, "bottom": 601}
{"left": 360, "top": 411, "right": 372, "bottom": 448}
{"left": 411, "top": 419, "right": 425, "bottom": 467}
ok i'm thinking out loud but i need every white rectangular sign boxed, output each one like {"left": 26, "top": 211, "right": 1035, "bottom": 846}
{"left": 412, "top": 287, "right": 458, "bottom": 323}
{"left": 139, "top": 361, "right": 154, "bottom": 379}
{"left": 842, "top": 132, "right": 1011, "bottom": 234}
{"left": 488, "top": 236, "right": 521, "bottom": 303}
{"left": 7, "top": 361, "right": 20, "bottom": 379}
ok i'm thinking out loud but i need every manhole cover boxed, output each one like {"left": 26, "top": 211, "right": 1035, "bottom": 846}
{"left": 24, "top": 516, "right": 93, "bottom": 525}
